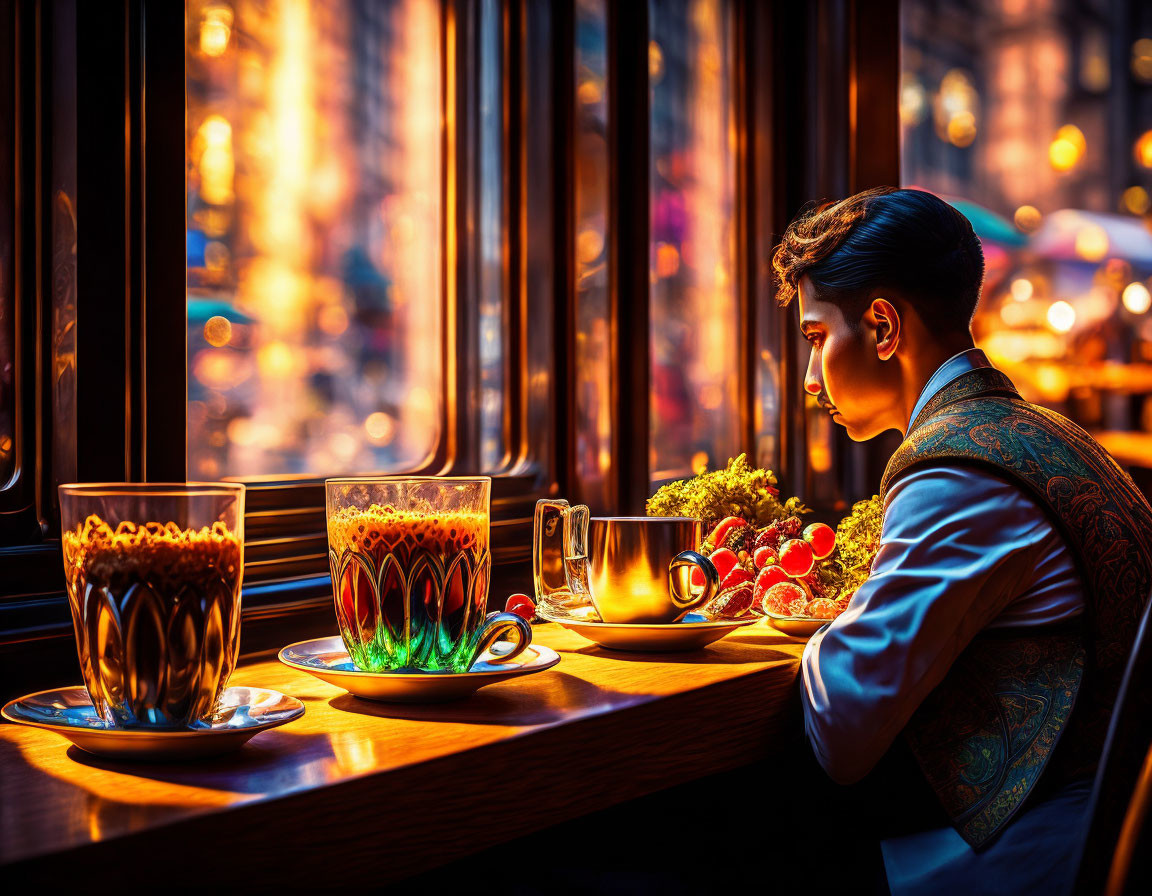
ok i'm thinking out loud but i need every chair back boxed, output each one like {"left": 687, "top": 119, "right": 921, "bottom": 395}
{"left": 1074, "top": 591, "right": 1152, "bottom": 894}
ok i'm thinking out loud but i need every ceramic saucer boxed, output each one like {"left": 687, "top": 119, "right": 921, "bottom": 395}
{"left": 762, "top": 612, "right": 828, "bottom": 637}
{"left": 278, "top": 636, "right": 561, "bottom": 703}
{"left": 539, "top": 612, "right": 757, "bottom": 652}
{"left": 1, "top": 686, "right": 305, "bottom": 760}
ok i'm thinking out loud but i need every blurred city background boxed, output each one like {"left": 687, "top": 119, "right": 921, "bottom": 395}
{"left": 903, "top": 0, "right": 1152, "bottom": 489}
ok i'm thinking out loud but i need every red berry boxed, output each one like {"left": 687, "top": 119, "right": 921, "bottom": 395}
{"left": 706, "top": 516, "right": 747, "bottom": 550}
{"left": 710, "top": 584, "right": 754, "bottom": 619}
{"left": 753, "top": 545, "right": 778, "bottom": 570}
{"left": 707, "top": 548, "right": 739, "bottom": 582}
{"left": 762, "top": 581, "right": 806, "bottom": 615}
{"left": 505, "top": 593, "right": 536, "bottom": 622}
{"left": 803, "top": 522, "right": 836, "bottom": 560}
{"left": 754, "top": 527, "right": 779, "bottom": 551}
{"left": 779, "top": 539, "right": 815, "bottom": 578}
{"left": 753, "top": 564, "right": 790, "bottom": 603}
{"left": 719, "top": 566, "right": 754, "bottom": 592}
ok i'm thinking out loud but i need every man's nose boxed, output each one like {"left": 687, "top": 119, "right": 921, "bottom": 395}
{"left": 804, "top": 359, "right": 822, "bottom": 395}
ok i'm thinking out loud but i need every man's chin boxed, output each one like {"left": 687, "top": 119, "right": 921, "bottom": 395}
{"left": 837, "top": 417, "right": 884, "bottom": 442}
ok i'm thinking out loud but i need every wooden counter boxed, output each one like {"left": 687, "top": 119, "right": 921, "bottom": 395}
{"left": 0, "top": 622, "right": 804, "bottom": 886}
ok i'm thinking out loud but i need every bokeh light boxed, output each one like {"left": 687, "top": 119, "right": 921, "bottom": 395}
{"left": 649, "top": 41, "right": 664, "bottom": 82}
{"left": 1122, "top": 282, "right": 1152, "bottom": 315}
{"left": 1047, "top": 300, "right": 1076, "bottom": 332}
{"left": 195, "top": 115, "right": 234, "bottom": 205}
{"left": 1133, "top": 38, "right": 1152, "bottom": 82}
{"left": 364, "top": 412, "right": 396, "bottom": 445}
{"left": 1121, "top": 185, "right": 1150, "bottom": 216}
{"left": 199, "top": 4, "right": 233, "bottom": 58}
{"left": 1075, "top": 224, "right": 1109, "bottom": 261}
{"left": 934, "top": 69, "right": 979, "bottom": 148}
{"left": 655, "top": 242, "right": 680, "bottom": 278}
{"left": 1010, "top": 278, "right": 1034, "bottom": 301}
{"left": 1049, "top": 124, "right": 1086, "bottom": 172}
{"left": 947, "top": 111, "right": 977, "bottom": 147}
{"left": 577, "top": 78, "right": 603, "bottom": 105}
{"left": 1135, "top": 130, "right": 1152, "bottom": 169}
{"left": 203, "top": 315, "right": 233, "bottom": 347}
{"left": 576, "top": 227, "right": 605, "bottom": 264}
{"left": 899, "top": 73, "right": 927, "bottom": 127}
{"left": 1014, "top": 205, "right": 1043, "bottom": 232}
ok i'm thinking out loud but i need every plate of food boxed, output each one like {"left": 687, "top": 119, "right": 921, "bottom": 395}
{"left": 761, "top": 612, "right": 828, "bottom": 637}
{"left": 646, "top": 455, "right": 883, "bottom": 636}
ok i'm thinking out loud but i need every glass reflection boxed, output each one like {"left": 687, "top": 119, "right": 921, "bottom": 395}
{"left": 186, "top": 0, "right": 442, "bottom": 478}
{"left": 574, "top": 0, "right": 612, "bottom": 509}
{"left": 648, "top": 0, "right": 740, "bottom": 484}
{"left": 478, "top": 0, "right": 505, "bottom": 472}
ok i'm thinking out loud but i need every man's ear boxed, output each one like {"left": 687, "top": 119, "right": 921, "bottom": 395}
{"left": 870, "top": 298, "right": 901, "bottom": 361}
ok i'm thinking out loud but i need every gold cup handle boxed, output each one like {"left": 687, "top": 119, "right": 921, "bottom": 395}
{"left": 470, "top": 612, "right": 533, "bottom": 666}
{"left": 667, "top": 550, "right": 720, "bottom": 614}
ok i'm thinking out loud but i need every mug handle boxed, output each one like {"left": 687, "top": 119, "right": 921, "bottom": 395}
{"left": 667, "top": 550, "right": 720, "bottom": 613}
{"left": 469, "top": 611, "right": 533, "bottom": 666}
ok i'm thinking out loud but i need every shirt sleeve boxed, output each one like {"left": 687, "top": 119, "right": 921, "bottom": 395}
{"left": 799, "top": 464, "right": 1072, "bottom": 785}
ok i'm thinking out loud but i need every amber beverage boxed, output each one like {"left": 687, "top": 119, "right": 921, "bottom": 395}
{"left": 326, "top": 477, "right": 531, "bottom": 672}
{"left": 58, "top": 484, "right": 245, "bottom": 729}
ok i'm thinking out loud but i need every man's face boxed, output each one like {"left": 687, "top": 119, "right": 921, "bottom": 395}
{"left": 797, "top": 277, "right": 901, "bottom": 441}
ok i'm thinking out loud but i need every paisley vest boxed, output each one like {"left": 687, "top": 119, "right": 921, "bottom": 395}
{"left": 880, "top": 367, "right": 1152, "bottom": 849}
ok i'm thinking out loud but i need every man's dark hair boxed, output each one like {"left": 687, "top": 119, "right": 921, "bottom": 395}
{"left": 772, "top": 187, "right": 985, "bottom": 332}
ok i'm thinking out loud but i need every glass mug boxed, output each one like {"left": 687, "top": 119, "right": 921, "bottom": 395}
{"left": 326, "top": 477, "right": 532, "bottom": 673}
{"left": 58, "top": 483, "right": 246, "bottom": 728}
{"left": 533, "top": 499, "right": 718, "bottom": 624}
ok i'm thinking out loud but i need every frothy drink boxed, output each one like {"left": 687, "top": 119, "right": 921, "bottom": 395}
{"left": 327, "top": 503, "right": 491, "bottom": 671}
{"left": 62, "top": 516, "right": 243, "bottom": 728}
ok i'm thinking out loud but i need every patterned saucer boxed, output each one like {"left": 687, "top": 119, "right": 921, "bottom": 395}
{"left": 278, "top": 636, "right": 561, "bottom": 703}
{"left": 539, "top": 612, "right": 756, "bottom": 652}
{"left": 762, "top": 612, "right": 828, "bottom": 637}
{"left": 1, "top": 686, "right": 305, "bottom": 760}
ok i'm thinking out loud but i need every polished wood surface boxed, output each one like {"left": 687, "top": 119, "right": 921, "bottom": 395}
{"left": 0, "top": 622, "right": 804, "bottom": 885}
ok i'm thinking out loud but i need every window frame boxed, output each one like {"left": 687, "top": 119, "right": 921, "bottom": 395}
{"left": 0, "top": 0, "right": 901, "bottom": 686}
{"left": 0, "top": 0, "right": 46, "bottom": 541}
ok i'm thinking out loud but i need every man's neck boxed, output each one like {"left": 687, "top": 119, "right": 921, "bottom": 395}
{"left": 896, "top": 335, "right": 977, "bottom": 435}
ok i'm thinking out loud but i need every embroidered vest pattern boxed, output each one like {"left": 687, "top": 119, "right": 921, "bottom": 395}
{"left": 880, "top": 367, "right": 1152, "bottom": 848}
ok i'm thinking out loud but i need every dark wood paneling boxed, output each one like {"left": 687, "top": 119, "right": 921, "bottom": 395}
{"left": 139, "top": 1, "right": 187, "bottom": 482}
{"left": 606, "top": 0, "right": 650, "bottom": 514}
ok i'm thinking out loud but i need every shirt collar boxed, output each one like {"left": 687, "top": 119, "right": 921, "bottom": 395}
{"left": 907, "top": 347, "right": 992, "bottom": 431}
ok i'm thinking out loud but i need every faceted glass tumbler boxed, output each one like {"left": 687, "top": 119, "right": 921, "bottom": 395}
{"left": 58, "top": 483, "right": 245, "bottom": 729}
{"left": 325, "top": 476, "right": 530, "bottom": 672}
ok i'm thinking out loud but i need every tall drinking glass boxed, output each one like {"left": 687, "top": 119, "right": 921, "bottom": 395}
{"left": 326, "top": 477, "right": 531, "bottom": 672}
{"left": 58, "top": 483, "right": 245, "bottom": 728}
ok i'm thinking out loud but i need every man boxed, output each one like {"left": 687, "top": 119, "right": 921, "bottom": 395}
{"left": 772, "top": 188, "right": 1152, "bottom": 894}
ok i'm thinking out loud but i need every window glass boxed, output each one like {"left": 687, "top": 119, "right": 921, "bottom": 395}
{"left": 574, "top": 0, "right": 612, "bottom": 508}
{"left": 648, "top": 0, "right": 740, "bottom": 484}
{"left": 51, "top": 5, "right": 78, "bottom": 496}
{"left": 520, "top": 0, "right": 557, "bottom": 480}
{"left": 902, "top": 0, "right": 1152, "bottom": 478}
{"left": 186, "top": 0, "right": 442, "bottom": 479}
{"left": 477, "top": 0, "right": 505, "bottom": 472}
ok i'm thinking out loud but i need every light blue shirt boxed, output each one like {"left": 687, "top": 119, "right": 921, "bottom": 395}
{"left": 800, "top": 348, "right": 1087, "bottom": 895}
